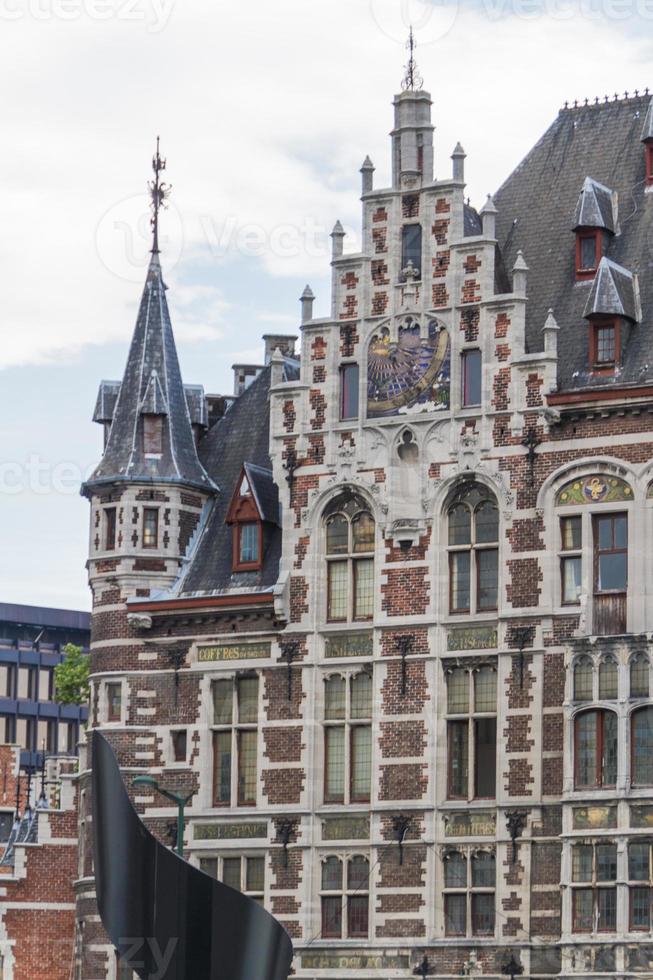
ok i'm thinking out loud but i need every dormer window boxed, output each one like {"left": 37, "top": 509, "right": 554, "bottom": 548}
{"left": 575, "top": 229, "right": 601, "bottom": 279}
{"left": 646, "top": 143, "right": 653, "bottom": 186}
{"left": 226, "top": 464, "right": 279, "bottom": 574}
{"left": 143, "top": 414, "right": 163, "bottom": 455}
{"left": 590, "top": 320, "right": 619, "bottom": 370}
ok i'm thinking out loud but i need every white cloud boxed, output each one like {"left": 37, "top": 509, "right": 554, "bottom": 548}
{"left": 0, "top": 0, "right": 650, "bottom": 368}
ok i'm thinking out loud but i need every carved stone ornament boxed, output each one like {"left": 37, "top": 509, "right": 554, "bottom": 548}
{"left": 126, "top": 612, "right": 153, "bottom": 630}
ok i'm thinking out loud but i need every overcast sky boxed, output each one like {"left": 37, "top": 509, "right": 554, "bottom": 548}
{"left": 1, "top": 0, "right": 652, "bottom": 611}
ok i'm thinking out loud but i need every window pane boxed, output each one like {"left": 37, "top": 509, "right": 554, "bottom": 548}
{"left": 471, "top": 852, "right": 495, "bottom": 887}
{"left": 614, "top": 514, "right": 628, "bottom": 549}
{"left": 347, "top": 895, "right": 369, "bottom": 938}
{"left": 239, "top": 524, "right": 259, "bottom": 564}
{"left": 321, "top": 896, "right": 342, "bottom": 938}
{"left": 599, "top": 660, "right": 618, "bottom": 699}
{"left": 350, "top": 726, "right": 371, "bottom": 802}
{"left": 633, "top": 707, "right": 653, "bottom": 785}
{"left": 105, "top": 508, "right": 117, "bottom": 550}
{"left": 448, "top": 720, "right": 468, "bottom": 798}
{"left": 477, "top": 549, "right": 498, "bottom": 610}
{"left": 324, "top": 677, "right": 346, "bottom": 720}
{"left": 143, "top": 508, "right": 158, "bottom": 548}
{"left": 444, "top": 893, "right": 466, "bottom": 935}
{"left": 447, "top": 669, "right": 469, "bottom": 714}
{"left": 580, "top": 234, "right": 596, "bottom": 270}
{"left": 213, "top": 731, "right": 232, "bottom": 804}
{"left": 597, "top": 845, "right": 617, "bottom": 881}
{"left": 630, "top": 844, "right": 650, "bottom": 881}
{"left": 352, "top": 513, "right": 375, "bottom": 553}
{"left": 340, "top": 364, "right": 360, "bottom": 421}
{"left": 327, "top": 561, "right": 348, "bottom": 621}
{"left": 199, "top": 857, "right": 217, "bottom": 878}
{"left": 347, "top": 857, "right": 369, "bottom": 890}
{"left": 222, "top": 857, "right": 242, "bottom": 890}
{"left": 450, "top": 552, "right": 471, "bottom": 612}
{"left": 237, "top": 730, "right": 257, "bottom": 805}
{"left": 475, "top": 501, "right": 498, "bottom": 543}
{"left": 632, "top": 886, "right": 651, "bottom": 929}
{"left": 325, "top": 727, "right": 345, "bottom": 802}
{"left": 213, "top": 680, "right": 233, "bottom": 725}
{"left": 172, "top": 729, "right": 187, "bottom": 762}
{"left": 574, "top": 660, "right": 593, "bottom": 701}
{"left": 462, "top": 350, "right": 482, "bottom": 407}
{"left": 107, "top": 683, "right": 122, "bottom": 722}
{"left": 246, "top": 856, "right": 265, "bottom": 893}
{"left": 322, "top": 856, "right": 343, "bottom": 890}
{"left": 237, "top": 676, "right": 259, "bottom": 724}
{"left": 326, "top": 516, "right": 348, "bottom": 555}
{"left": 474, "top": 667, "right": 496, "bottom": 712}
{"left": 353, "top": 558, "right": 374, "bottom": 620}
{"left": 602, "top": 711, "right": 617, "bottom": 786}
{"left": 631, "top": 658, "right": 650, "bottom": 698}
{"left": 471, "top": 893, "right": 495, "bottom": 935}
{"left": 598, "top": 552, "right": 627, "bottom": 592}
{"left": 595, "top": 325, "right": 616, "bottom": 364}
{"left": 448, "top": 505, "right": 471, "bottom": 546}
{"left": 474, "top": 718, "right": 496, "bottom": 798}
{"left": 573, "top": 889, "right": 593, "bottom": 931}
{"left": 572, "top": 845, "right": 593, "bottom": 882}
{"left": 561, "top": 516, "right": 582, "bottom": 551}
{"left": 575, "top": 712, "right": 598, "bottom": 788}
{"left": 598, "top": 887, "right": 616, "bottom": 930}
{"left": 444, "top": 852, "right": 466, "bottom": 888}
{"left": 350, "top": 673, "right": 372, "bottom": 719}
{"left": 143, "top": 414, "right": 163, "bottom": 454}
{"left": 563, "top": 557, "right": 582, "bottom": 604}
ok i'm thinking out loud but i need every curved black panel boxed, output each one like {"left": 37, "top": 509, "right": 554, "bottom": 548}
{"left": 92, "top": 731, "right": 293, "bottom": 980}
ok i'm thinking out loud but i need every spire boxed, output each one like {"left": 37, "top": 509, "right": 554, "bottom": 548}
{"left": 149, "top": 137, "right": 171, "bottom": 255}
{"left": 83, "top": 147, "right": 215, "bottom": 497}
{"left": 401, "top": 26, "right": 423, "bottom": 92}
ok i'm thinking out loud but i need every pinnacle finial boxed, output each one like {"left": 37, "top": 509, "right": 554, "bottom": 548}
{"left": 401, "top": 26, "right": 423, "bottom": 92}
{"left": 149, "top": 136, "right": 172, "bottom": 255}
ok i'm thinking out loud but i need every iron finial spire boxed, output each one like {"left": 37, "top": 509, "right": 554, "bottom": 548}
{"left": 402, "top": 26, "right": 423, "bottom": 92}
{"left": 149, "top": 136, "right": 172, "bottom": 255}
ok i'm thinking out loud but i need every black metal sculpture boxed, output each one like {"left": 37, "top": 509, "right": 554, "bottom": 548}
{"left": 92, "top": 731, "right": 293, "bottom": 980}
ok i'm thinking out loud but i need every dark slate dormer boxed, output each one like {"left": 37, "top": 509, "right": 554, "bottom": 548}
{"left": 583, "top": 257, "right": 640, "bottom": 372}
{"left": 641, "top": 97, "right": 653, "bottom": 185}
{"left": 573, "top": 177, "right": 617, "bottom": 280}
{"left": 92, "top": 380, "right": 121, "bottom": 448}
{"left": 83, "top": 254, "right": 215, "bottom": 495}
{"left": 225, "top": 463, "right": 280, "bottom": 573}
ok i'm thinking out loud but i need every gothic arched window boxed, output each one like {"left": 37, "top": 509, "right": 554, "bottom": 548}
{"left": 574, "top": 657, "right": 594, "bottom": 701}
{"left": 447, "top": 484, "right": 499, "bottom": 614}
{"left": 574, "top": 709, "right": 617, "bottom": 789}
{"left": 325, "top": 496, "right": 375, "bottom": 623}
{"left": 632, "top": 707, "right": 653, "bottom": 785}
{"left": 631, "top": 656, "right": 650, "bottom": 699}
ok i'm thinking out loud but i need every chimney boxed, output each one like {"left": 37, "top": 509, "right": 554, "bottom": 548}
{"left": 262, "top": 335, "right": 297, "bottom": 365}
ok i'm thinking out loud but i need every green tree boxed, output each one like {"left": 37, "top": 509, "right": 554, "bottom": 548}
{"left": 54, "top": 643, "right": 90, "bottom": 706}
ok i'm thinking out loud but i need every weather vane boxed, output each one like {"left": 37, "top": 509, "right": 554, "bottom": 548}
{"left": 401, "top": 26, "right": 423, "bottom": 92}
{"left": 148, "top": 136, "right": 171, "bottom": 254}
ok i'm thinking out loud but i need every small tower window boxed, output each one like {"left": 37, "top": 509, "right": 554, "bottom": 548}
{"left": 237, "top": 523, "right": 260, "bottom": 567}
{"left": 143, "top": 508, "right": 159, "bottom": 549}
{"left": 340, "top": 364, "right": 360, "bottom": 421}
{"left": 401, "top": 224, "right": 422, "bottom": 279}
{"left": 104, "top": 507, "right": 117, "bottom": 551}
{"left": 461, "top": 350, "right": 482, "bottom": 407}
{"left": 576, "top": 229, "right": 601, "bottom": 279}
{"left": 646, "top": 144, "right": 653, "bottom": 186}
{"left": 143, "top": 414, "right": 163, "bottom": 455}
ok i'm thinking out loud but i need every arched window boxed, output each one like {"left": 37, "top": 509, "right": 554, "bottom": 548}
{"left": 574, "top": 657, "right": 594, "bottom": 701}
{"left": 630, "top": 656, "right": 650, "bottom": 699}
{"left": 632, "top": 707, "right": 653, "bottom": 785}
{"left": 599, "top": 658, "right": 618, "bottom": 700}
{"left": 447, "top": 485, "right": 499, "bottom": 614}
{"left": 325, "top": 497, "right": 375, "bottom": 623}
{"left": 574, "top": 709, "right": 617, "bottom": 789}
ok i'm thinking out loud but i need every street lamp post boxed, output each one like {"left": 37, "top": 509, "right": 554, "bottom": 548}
{"left": 132, "top": 776, "right": 195, "bottom": 858}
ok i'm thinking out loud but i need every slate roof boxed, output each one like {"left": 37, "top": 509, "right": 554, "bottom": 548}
{"left": 572, "top": 176, "right": 617, "bottom": 233}
{"left": 177, "top": 364, "right": 291, "bottom": 596}
{"left": 495, "top": 94, "right": 653, "bottom": 391}
{"left": 84, "top": 254, "right": 215, "bottom": 493}
{"left": 584, "top": 258, "right": 640, "bottom": 322}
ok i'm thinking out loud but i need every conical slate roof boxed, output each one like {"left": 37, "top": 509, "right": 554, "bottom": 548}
{"left": 84, "top": 254, "right": 215, "bottom": 494}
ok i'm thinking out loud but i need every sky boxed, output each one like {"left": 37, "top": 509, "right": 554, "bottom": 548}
{"left": 1, "top": 0, "right": 652, "bottom": 611}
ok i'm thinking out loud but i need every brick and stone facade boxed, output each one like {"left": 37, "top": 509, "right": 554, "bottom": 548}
{"left": 72, "top": 80, "right": 653, "bottom": 980}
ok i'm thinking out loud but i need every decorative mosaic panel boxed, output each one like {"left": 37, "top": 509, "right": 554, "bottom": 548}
{"left": 367, "top": 317, "right": 450, "bottom": 418}
{"left": 196, "top": 642, "right": 271, "bottom": 662}
{"left": 324, "top": 632, "right": 373, "bottom": 658}
{"left": 556, "top": 474, "right": 633, "bottom": 506}
{"left": 631, "top": 805, "right": 653, "bottom": 828}
{"left": 447, "top": 625, "right": 498, "bottom": 651}
{"left": 194, "top": 822, "right": 268, "bottom": 840}
{"left": 301, "top": 953, "right": 410, "bottom": 971}
{"left": 444, "top": 810, "right": 496, "bottom": 837}
{"left": 572, "top": 806, "right": 617, "bottom": 830}
{"left": 321, "top": 816, "right": 370, "bottom": 840}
